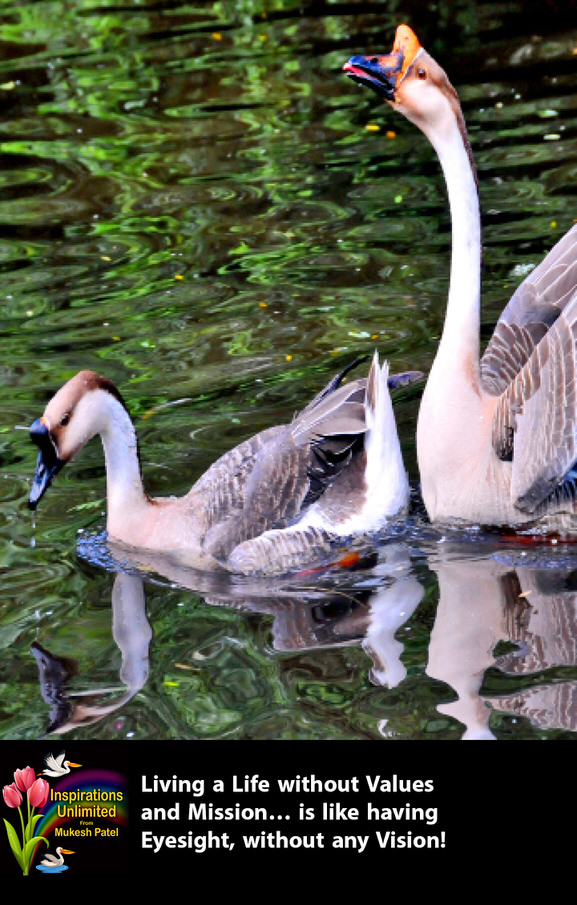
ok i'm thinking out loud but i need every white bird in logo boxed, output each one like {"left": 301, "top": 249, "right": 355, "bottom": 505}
{"left": 40, "top": 847, "right": 75, "bottom": 868}
{"left": 40, "top": 752, "right": 82, "bottom": 778}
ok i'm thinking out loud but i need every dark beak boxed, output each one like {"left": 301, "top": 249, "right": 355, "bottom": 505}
{"left": 343, "top": 52, "right": 404, "bottom": 100}
{"left": 29, "top": 419, "right": 64, "bottom": 510}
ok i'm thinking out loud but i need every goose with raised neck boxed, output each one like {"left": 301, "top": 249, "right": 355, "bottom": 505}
{"left": 344, "top": 24, "right": 577, "bottom": 532}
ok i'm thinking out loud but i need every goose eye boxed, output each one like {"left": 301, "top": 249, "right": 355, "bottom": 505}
{"left": 60, "top": 413, "right": 71, "bottom": 427}
{"left": 417, "top": 67, "right": 427, "bottom": 80}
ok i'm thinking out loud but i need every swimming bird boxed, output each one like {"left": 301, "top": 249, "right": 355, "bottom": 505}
{"left": 344, "top": 25, "right": 577, "bottom": 533}
{"left": 40, "top": 848, "right": 74, "bottom": 868}
{"left": 40, "top": 752, "right": 82, "bottom": 777}
{"left": 28, "top": 357, "right": 421, "bottom": 575}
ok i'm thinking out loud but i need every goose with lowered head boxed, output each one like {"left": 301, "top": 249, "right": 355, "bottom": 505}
{"left": 344, "top": 25, "right": 577, "bottom": 533}
{"left": 28, "top": 357, "right": 420, "bottom": 575}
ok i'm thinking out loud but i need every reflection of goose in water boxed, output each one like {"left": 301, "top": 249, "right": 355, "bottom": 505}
{"left": 33, "top": 572, "right": 152, "bottom": 736}
{"left": 426, "top": 541, "right": 577, "bottom": 738}
{"left": 203, "top": 541, "right": 424, "bottom": 692}
{"left": 40, "top": 752, "right": 81, "bottom": 777}
{"left": 104, "top": 536, "right": 423, "bottom": 687}
{"left": 31, "top": 643, "right": 77, "bottom": 734}
{"left": 32, "top": 542, "right": 423, "bottom": 736}
{"left": 39, "top": 847, "right": 74, "bottom": 869}
{"left": 487, "top": 565, "right": 577, "bottom": 733}
{"left": 33, "top": 528, "right": 577, "bottom": 739}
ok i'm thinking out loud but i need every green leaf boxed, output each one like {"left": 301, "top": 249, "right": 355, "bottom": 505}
{"left": 3, "top": 818, "right": 24, "bottom": 870}
{"left": 25, "top": 814, "right": 44, "bottom": 839}
{"left": 23, "top": 835, "right": 49, "bottom": 870}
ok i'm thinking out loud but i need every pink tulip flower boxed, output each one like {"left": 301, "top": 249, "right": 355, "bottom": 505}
{"left": 14, "top": 766, "right": 36, "bottom": 793}
{"left": 27, "top": 778, "right": 49, "bottom": 809}
{"left": 3, "top": 782, "right": 23, "bottom": 808}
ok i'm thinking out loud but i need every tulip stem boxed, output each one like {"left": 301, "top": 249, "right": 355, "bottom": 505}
{"left": 18, "top": 806, "right": 28, "bottom": 875}
{"left": 17, "top": 805, "right": 25, "bottom": 848}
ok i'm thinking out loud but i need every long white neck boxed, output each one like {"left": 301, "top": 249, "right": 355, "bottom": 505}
{"left": 424, "top": 103, "right": 482, "bottom": 381}
{"left": 86, "top": 391, "right": 149, "bottom": 527}
{"left": 412, "top": 87, "right": 487, "bottom": 519}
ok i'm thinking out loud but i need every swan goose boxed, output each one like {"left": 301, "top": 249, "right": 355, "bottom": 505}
{"left": 344, "top": 25, "right": 577, "bottom": 532}
{"left": 28, "top": 358, "right": 419, "bottom": 575}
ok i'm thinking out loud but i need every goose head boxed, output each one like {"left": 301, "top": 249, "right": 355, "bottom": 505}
{"left": 28, "top": 370, "right": 130, "bottom": 509}
{"left": 343, "top": 24, "right": 465, "bottom": 153}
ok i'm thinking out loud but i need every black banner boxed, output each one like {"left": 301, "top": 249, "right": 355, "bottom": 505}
{"left": 0, "top": 738, "right": 567, "bottom": 880}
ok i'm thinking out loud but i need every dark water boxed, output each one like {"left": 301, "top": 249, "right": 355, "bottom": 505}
{"left": 2, "top": 0, "right": 577, "bottom": 741}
